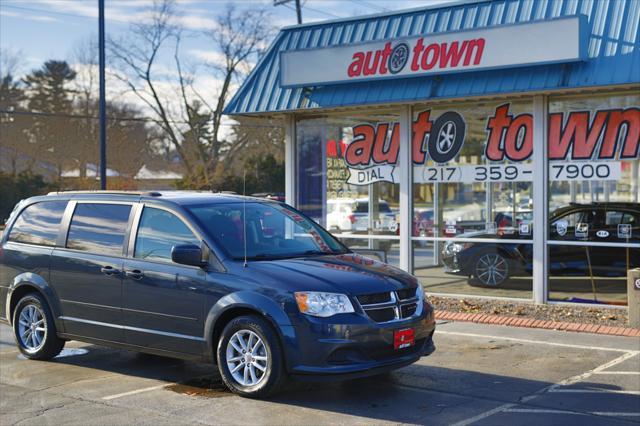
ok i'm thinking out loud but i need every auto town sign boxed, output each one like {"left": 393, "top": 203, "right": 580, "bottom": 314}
{"left": 280, "top": 16, "right": 586, "bottom": 87}
{"left": 326, "top": 104, "right": 639, "bottom": 186}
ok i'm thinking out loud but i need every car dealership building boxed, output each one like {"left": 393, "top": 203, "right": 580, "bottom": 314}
{"left": 226, "top": 0, "right": 640, "bottom": 306}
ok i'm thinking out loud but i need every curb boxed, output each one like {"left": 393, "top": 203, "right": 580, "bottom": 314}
{"left": 435, "top": 311, "right": 640, "bottom": 337}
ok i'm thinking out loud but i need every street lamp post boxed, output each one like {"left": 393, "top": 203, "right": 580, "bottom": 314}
{"left": 98, "top": 0, "right": 107, "bottom": 189}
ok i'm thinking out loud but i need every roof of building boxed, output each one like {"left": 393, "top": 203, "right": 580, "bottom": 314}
{"left": 225, "top": 0, "right": 640, "bottom": 116}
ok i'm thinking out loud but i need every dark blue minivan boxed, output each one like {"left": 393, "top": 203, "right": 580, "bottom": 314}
{"left": 0, "top": 191, "right": 435, "bottom": 397}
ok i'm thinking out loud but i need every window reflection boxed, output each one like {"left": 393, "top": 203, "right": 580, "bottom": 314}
{"left": 67, "top": 204, "right": 131, "bottom": 256}
{"left": 8, "top": 201, "right": 67, "bottom": 246}
{"left": 548, "top": 92, "right": 640, "bottom": 305}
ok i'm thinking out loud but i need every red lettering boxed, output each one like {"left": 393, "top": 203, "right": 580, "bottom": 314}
{"left": 504, "top": 114, "right": 533, "bottom": 161}
{"left": 348, "top": 52, "right": 365, "bottom": 77}
{"left": 379, "top": 42, "right": 392, "bottom": 74}
{"left": 439, "top": 41, "right": 467, "bottom": 68}
{"left": 464, "top": 38, "right": 485, "bottom": 66}
{"left": 326, "top": 139, "right": 338, "bottom": 157}
{"left": 574, "top": 111, "right": 607, "bottom": 159}
{"left": 345, "top": 124, "right": 375, "bottom": 166}
{"left": 603, "top": 108, "right": 640, "bottom": 159}
{"left": 411, "top": 38, "right": 424, "bottom": 71}
{"left": 548, "top": 112, "right": 579, "bottom": 160}
{"left": 362, "top": 51, "right": 380, "bottom": 76}
{"left": 371, "top": 123, "right": 399, "bottom": 164}
{"left": 485, "top": 104, "right": 512, "bottom": 161}
{"left": 421, "top": 43, "right": 439, "bottom": 70}
{"left": 412, "top": 111, "right": 432, "bottom": 164}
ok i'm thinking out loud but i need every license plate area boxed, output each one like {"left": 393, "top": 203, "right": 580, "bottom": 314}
{"left": 393, "top": 328, "right": 415, "bottom": 350}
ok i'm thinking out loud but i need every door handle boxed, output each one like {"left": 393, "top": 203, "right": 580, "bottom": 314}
{"left": 125, "top": 269, "right": 144, "bottom": 280}
{"left": 100, "top": 266, "right": 119, "bottom": 276}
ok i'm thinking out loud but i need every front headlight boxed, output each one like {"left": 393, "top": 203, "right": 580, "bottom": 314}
{"left": 294, "top": 292, "right": 355, "bottom": 317}
{"left": 444, "top": 242, "right": 466, "bottom": 255}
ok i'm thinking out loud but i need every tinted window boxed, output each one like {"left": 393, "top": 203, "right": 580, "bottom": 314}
{"left": 134, "top": 208, "right": 199, "bottom": 262}
{"left": 67, "top": 203, "right": 131, "bottom": 256}
{"left": 354, "top": 201, "right": 392, "bottom": 213}
{"left": 8, "top": 201, "right": 67, "bottom": 246}
{"left": 606, "top": 211, "right": 637, "bottom": 226}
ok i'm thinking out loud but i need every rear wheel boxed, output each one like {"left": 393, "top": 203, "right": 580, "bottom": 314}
{"left": 12, "top": 293, "right": 65, "bottom": 360}
{"left": 216, "top": 315, "right": 285, "bottom": 398}
{"left": 473, "top": 252, "right": 509, "bottom": 287}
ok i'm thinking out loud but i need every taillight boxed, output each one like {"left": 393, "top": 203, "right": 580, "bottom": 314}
{"left": 348, "top": 214, "right": 356, "bottom": 224}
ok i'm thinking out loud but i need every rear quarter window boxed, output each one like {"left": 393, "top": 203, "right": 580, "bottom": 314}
{"left": 8, "top": 201, "right": 68, "bottom": 246}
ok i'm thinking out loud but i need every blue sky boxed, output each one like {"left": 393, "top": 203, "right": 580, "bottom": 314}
{"left": 0, "top": 0, "right": 452, "bottom": 136}
{"left": 1, "top": 0, "right": 453, "bottom": 75}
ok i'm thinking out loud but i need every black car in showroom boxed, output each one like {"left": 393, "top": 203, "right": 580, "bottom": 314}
{"left": 442, "top": 203, "right": 640, "bottom": 287}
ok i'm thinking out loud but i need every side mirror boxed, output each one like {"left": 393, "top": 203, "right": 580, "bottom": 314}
{"left": 171, "top": 244, "right": 206, "bottom": 267}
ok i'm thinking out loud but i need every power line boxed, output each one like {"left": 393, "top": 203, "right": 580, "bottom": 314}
{"left": 280, "top": 1, "right": 343, "bottom": 20}
{"left": 347, "top": 0, "right": 389, "bottom": 12}
{"left": 0, "top": 109, "right": 283, "bottom": 128}
{"left": 0, "top": 4, "right": 133, "bottom": 25}
{"left": 299, "top": 4, "right": 343, "bottom": 19}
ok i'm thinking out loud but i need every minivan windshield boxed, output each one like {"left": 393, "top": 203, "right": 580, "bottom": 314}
{"left": 187, "top": 202, "right": 348, "bottom": 260}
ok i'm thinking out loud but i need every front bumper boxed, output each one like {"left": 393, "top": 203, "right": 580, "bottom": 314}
{"left": 284, "top": 304, "right": 436, "bottom": 380}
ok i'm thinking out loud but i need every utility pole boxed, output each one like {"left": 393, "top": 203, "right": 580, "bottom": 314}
{"left": 274, "top": 0, "right": 302, "bottom": 24}
{"left": 98, "top": 0, "right": 107, "bottom": 189}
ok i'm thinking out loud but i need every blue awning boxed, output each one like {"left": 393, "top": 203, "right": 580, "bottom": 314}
{"left": 225, "top": 0, "right": 640, "bottom": 115}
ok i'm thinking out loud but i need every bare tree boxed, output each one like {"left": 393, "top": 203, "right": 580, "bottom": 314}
{"left": 108, "top": 0, "right": 273, "bottom": 187}
{"left": 0, "top": 48, "right": 28, "bottom": 175}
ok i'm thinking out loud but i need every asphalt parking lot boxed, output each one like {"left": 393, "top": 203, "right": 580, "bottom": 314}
{"left": 1, "top": 320, "right": 638, "bottom": 426}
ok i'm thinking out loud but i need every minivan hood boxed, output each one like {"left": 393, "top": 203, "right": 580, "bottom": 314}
{"left": 245, "top": 253, "right": 418, "bottom": 295}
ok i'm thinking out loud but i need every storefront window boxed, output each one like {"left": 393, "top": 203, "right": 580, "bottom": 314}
{"left": 548, "top": 92, "right": 640, "bottom": 305}
{"left": 411, "top": 100, "right": 534, "bottom": 298}
{"left": 296, "top": 111, "right": 401, "bottom": 267}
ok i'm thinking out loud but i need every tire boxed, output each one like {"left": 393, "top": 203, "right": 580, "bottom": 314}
{"left": 12, "top": 293, "right": 65, "bottom": 360}
{"left": 428, "top": 111, "right": 466, "bottom": 163}
{"left": 216, "top": 315, "right": 285, "bottom": 398}
{"left": 472, "top": 251, "right": 510, "bottom": 287}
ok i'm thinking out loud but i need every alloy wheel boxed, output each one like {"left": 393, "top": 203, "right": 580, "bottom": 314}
{"left": 17, "top": 304, "right": 47, "bottom": 353}
{"left": 476, "top": 253, "right": 508, "bottom": 286}
{"left": 226, "top": 330, "right": 268, "bottom": 387}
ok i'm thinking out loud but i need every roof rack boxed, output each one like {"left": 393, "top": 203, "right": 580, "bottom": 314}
{"left": 47, "top": 190, "right": 162, "bottom": 197}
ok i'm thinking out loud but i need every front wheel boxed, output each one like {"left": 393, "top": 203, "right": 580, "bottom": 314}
{"left": 473, "top": 252, "right": 510, "bottom": 287}
{"left": 217, "top": 315, "right": 285, "bottom": 398}
{"left": 12, "top": 293, "right": 65, "bottom": 360}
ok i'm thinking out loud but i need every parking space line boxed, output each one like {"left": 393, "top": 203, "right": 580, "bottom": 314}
{"left": 594, "top": 371, "right": 640, "bottom": 375}
{"left": 102, "top": 384, "right": 167, "bottom": 400}
{"left": 503, "top": 408, "right": 640, "bottom": 417}
{"left": 550, "top": 351, "right": 639, "bottom": 388}
{"left": 591, "top": 413, "right": 640, "bottom": 417}
{"left": 449, "top": 339, "right": 639, "bottom": 426}
{"left": 548, "top": 389, "right": 640, "bottom": 395}
{"left": 436, "top": 330, "right": 636, "bottom": 353}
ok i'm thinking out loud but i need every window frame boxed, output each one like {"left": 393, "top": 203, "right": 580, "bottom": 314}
{"left": 127, "top": 203, "right": 225, "bottom": 270}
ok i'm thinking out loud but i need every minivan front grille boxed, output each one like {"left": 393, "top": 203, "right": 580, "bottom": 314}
{"left": 365, "top": 306, "right": 397, "bottom": 322}
{"left": 356, "top": 292, "right": 392, "bottom": 305}
{"left": 396, "top": 287, "right": 417, "bottom": 301}
{"left": 357, "top": 289, "right": 420, "bottom": 323}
